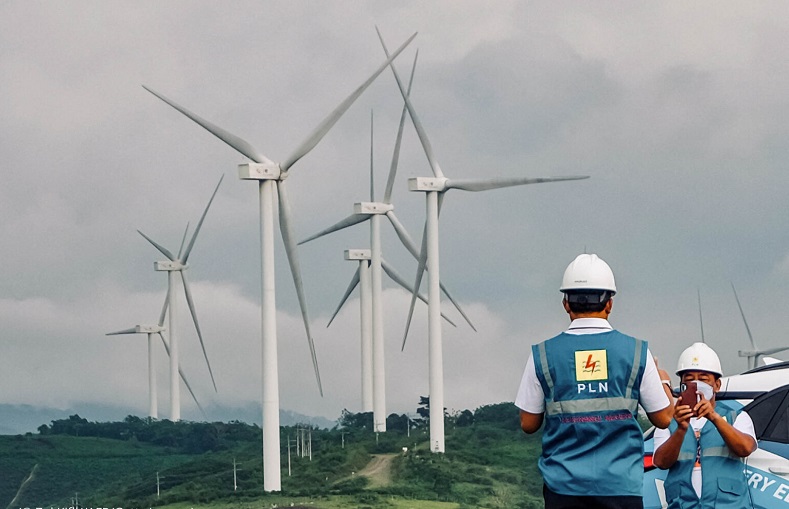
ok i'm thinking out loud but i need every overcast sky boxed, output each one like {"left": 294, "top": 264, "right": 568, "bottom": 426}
{"left": 2, "top": 1, "right": 789, "bottom": 423}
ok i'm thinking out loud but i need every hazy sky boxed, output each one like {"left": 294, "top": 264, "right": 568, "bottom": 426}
{"left": 2, "top": 1, "right": 789, "bottom": 423}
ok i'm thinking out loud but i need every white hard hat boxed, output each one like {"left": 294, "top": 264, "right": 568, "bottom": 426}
{"left": 559, "top": 254, "right": 617, "bottom": 294}
{"left": 676, "top": 342, "right": 723, "bottom": 377}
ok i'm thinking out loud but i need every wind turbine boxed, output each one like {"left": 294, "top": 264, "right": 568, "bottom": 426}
{"left": 329, "top": 248, "right": 458, "bottom": 417}
{"left": 340, "top": 248, "right": 373, "bottom": 412}
{"left": 377, "top": 27, "right": 590, "bottom": 453}
{"left": 137, "top": 176, "right": 223, "bottom": 421}
{"left": 142, "top": 31, "right": 416, "bottom": 492}
{"left": 105, "top": 323, "right": 206, "bottom": 418}
{"left": 106, "top": 324, "right": 164, "bottom": 418}
{"left": 731, "top": 282, "right": 789, "bottom": 369}
{"left": 299, "top": 58, "right": 472, "bottom": 430}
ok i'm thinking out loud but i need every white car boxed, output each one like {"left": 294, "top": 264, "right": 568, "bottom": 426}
{"left": 643, "top": 361, "right": 789, "bottom": 508}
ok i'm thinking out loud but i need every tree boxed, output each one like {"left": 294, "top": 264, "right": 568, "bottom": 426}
{"left": 474, "top": 402, "right": 520, "bottom": 430}
{"left": 416, "top": 396, "right": 430, "bottom": 422}
{"left": 455, "top": 409, "right": 474, "bottom": 427}
{"left": 338, "top": 409, "right": 373, "bottom": 430}
{"left": 416, "top": 396, "right": 447, "bottom": 424}
{"left": 386, "top": 413, "right": 408, "bottom": 431}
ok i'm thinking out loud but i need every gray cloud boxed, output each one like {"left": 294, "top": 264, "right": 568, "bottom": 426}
{"left": 1, "top": 1, "right": 787, "bottom": 423}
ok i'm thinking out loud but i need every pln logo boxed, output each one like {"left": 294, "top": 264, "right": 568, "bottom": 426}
{"left": 575, "top": 349, "right": 608, "bottom": 381}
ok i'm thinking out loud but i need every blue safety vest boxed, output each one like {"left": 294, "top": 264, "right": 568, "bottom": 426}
{"left": 533, "top": 330, "right": 648, "bottom": 497}
{"left": 664, "top": 401, "right": 747, "bottom": 509}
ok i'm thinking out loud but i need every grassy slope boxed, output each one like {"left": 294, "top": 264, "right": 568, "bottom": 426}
{"left": 1, "top": 407, "right": 544, "bottom": 509}
{"left": 0, "top": 434, "right": 196, "bottom": 508}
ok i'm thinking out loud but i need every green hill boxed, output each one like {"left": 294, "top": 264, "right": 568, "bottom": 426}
{"left": 1, "top": 403, "right": 546, "bottom": 509}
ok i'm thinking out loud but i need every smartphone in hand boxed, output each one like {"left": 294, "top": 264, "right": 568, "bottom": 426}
{"left": 679, "top": 381, "right": 698, "bottom": 416}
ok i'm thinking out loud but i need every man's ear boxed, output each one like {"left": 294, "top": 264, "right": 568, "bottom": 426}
{"left": 714, "top": 377, "right": 722, "bottom": 393}
{"left": 605, "top": 298, "right": 613, "bottom": 315}
{"left": 563, "top": 298, "right": 571, "bottom": 314}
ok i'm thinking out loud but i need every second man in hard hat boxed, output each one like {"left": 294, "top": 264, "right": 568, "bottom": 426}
{"left": 516, "top": 253, "right": 673, "bottom": 509}
{"left": 652, "top": 342, "right": 756, "bottom": 508}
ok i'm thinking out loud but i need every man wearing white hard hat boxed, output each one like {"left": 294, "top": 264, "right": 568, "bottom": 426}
{"left": 516, "top": 253, "right": 673, "bottom": 509}
{"left": 653, "top": 343, "right": 756, "bottom": 508}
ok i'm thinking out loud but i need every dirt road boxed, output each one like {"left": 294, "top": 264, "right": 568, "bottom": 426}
{"left": 357, "top": 453, "right": 396, "bottom": 488}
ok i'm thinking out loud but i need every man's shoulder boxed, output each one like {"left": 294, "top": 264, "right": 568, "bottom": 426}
{"left": 608, "top": 329, "right": 644, "bottom": 342}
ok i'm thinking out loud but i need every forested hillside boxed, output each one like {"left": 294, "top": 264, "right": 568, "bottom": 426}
{"left": 1, "top": 402, "right": 545, "bottom": 509}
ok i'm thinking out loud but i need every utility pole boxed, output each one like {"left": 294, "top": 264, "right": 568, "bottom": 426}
{"left": 287, "top": 434, "right": 292, "bottom": 476}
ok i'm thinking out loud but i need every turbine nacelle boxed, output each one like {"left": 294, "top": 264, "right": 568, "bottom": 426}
{"left": 133, "top": 325, "right": 165, "bottom": 334}
{"left": 409, "top": 177, "right": 448, "bottom": 192}
{"left": 238, "top": 162, "right": 283, "bottom": 181}
{"left": 106, "top": 324, "right": 166, "bottom": 335}
{"left": 354, "top": 202, "right": 394, "bottom": 215}
{"left": 345, "top": 248, "right": 371, "bottom": 261}
{"left": 155, "top": 260, "right": 187, "bottom": 272}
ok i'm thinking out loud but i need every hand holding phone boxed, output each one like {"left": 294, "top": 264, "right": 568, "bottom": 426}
{"left": 679, "top": 381, "right": 698, "bottom": 416}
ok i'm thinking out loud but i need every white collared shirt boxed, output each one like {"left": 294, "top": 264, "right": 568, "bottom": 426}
{"left": 515, "top": 318, "right": 669, "bottom": 414}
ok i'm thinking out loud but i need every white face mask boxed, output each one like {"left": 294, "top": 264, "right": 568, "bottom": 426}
{"left": 695, "top": 380, "right": 715, "bottom": 401}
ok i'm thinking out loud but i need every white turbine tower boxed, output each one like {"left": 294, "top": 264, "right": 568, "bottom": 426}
{"left": 328, "top": 249, "right": 458, "bottom": 415}
{"left": 106, "top": 325, "right": 164, "bottom": 418}
{"left": 377, "top": 27, "right": 590, "bottom": 453}
{"left": 302, "top": 103, "right": 462, "bottom": 429}
{"left": 732, "top": 283, "right": 789, "bottom": 369}
{"left": 105, "top": 323, "right": 207, "bottom": 419}
{"left": 340, "top": 248, "right": 374, "bottom": 412}
{"left": 142, "top": 31, "right": 416, "bottom": 492}
{"left": 137, "top": 176, "right": 223, "bottom": 421}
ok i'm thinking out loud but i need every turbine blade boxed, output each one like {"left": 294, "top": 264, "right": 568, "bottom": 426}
{"left": 159, "top": 331, "right": 206, "bottom": 418}
{"left": 370, "top": 110, "right": 375, "bottom": 202}
{"left": 280, "top": 32, "right": 418, "bottom": 172}
{"left": 299, "top": 213, "right": 372, "bottom": 245}
{"left": 182, "top": 174, "right": 224, "bottom": 264}
{"left": 384, "top": 49, "right": 418, "bottom": 204}
{"left": 180, "top": 271, "right": 217, "bottom": 392}
{"left": 137, "top": 230, "right": 175, "bottom": 261}
{"left": 760, "top": 346, "right": 789, "bottom": 356}
{"left": 731, "top": 282, "right": 757, "bottom": 350}
{"left": 106, "top": 328, "right": 138, "bottom": 336}
{"left": 401, "top": 223, "right": 428, "bottom": 350}
{"left": 157, "top": 331, "right": 171, "bottom": 356}
{"left": 178, "top": 363, "right": 207, "bottom": 419}
{"left": 177, "top": 222, "right": 190, "bottom": 260}
{"left": 376, "top": 27, "right": 443, "bottom": 179}
{"left": 142, "top": 85, "right": 273, "bottom": 165}
{"left": 277, "top": 180, "right": 323, "bottom": 396}
{"left": 402, "top": 192, "right": 447, "bottom": 349}
{"left": 328, "top": 268, "right": 361, "bottom": 328}
{"left": 445, "top": 175, "right": 590, "bottom": 192}
{"left": 438, "top": 279, "right": 476, "bottom": 331}
{"left": 158, "top": 290, "right": 170, "bottom": 327}
{"left": 385, "top": 210, "right": 419, "bottom": 259}
{"left": 382, "top": 258, "right": 456, "bottom": 327}
{"left": 386, "top": 212, "right": 475, "bottom": 330}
